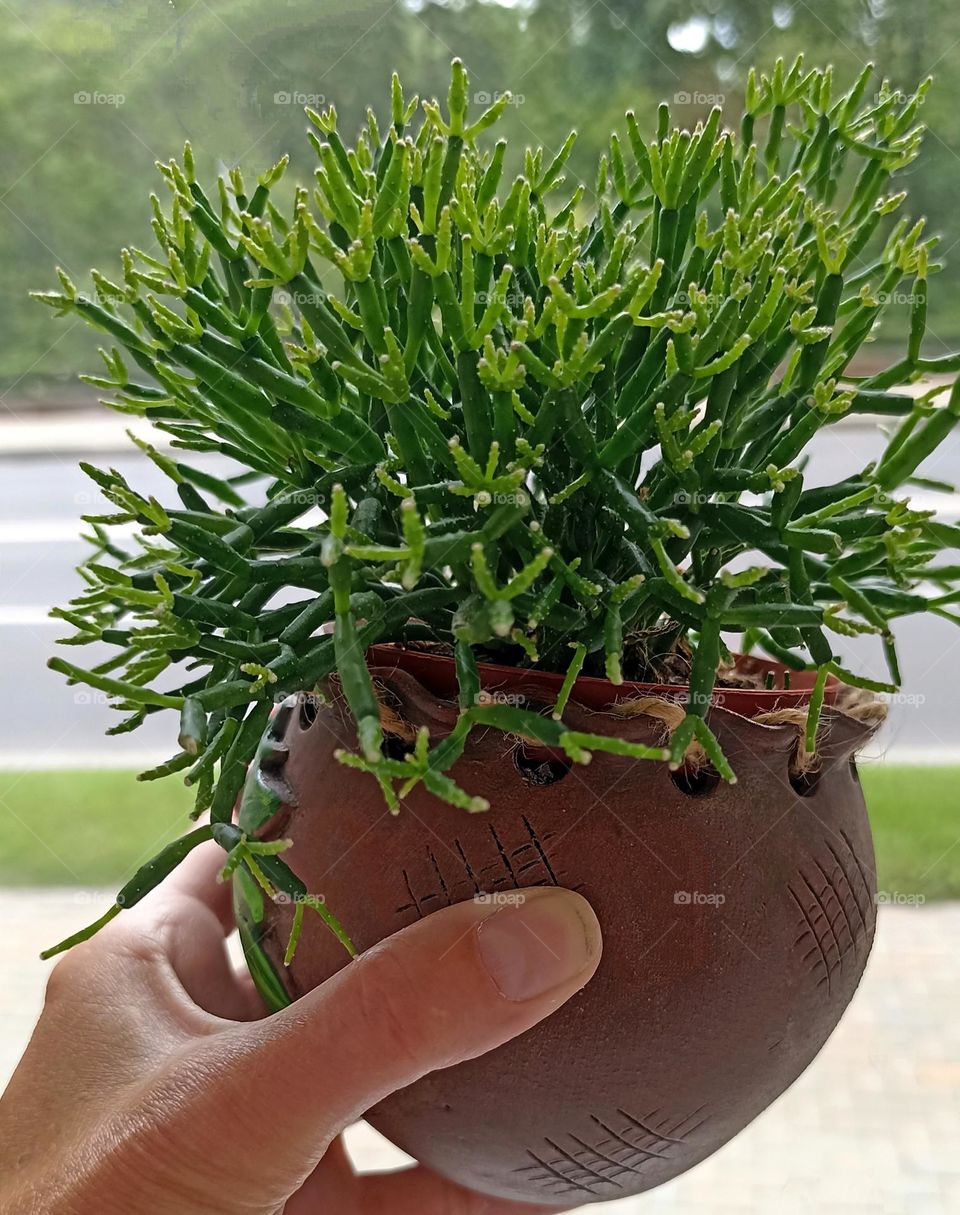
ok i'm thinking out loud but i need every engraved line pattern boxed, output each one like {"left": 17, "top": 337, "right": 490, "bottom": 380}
{"left": 523, "top": 814, "right": 561, "bottom": 885}
{"left": 825, "top": 840, "right": 870, "bottom": 933}
{"left": 523, "top": 1151, "right": 599, "bottom": 1196}
{"left": 617, "top": 1106, "right": 687, "bottom": 1144}
{"left": 589, "top": 1114, "right": 671, "bottom": 1162}
{"left": 399, "top": 869, "right": 422, "bottom": 918}
{"left": 789, "top": 836, "right": 878, "bottom": 997}
{"left": 427, "top": 849, "right": 451, "bottom": 905}
{"left": 453, "top": 838, "right": 482, "bottom": 894}
{"left": 489, "top": 823, "right": 521, "bottom": 887}
{"left": 812, "top": 858, "right": 859, "bottom": 955}
{"left": 396, "top": 819, "right": 561, "bottom": 916}
{"left": 543, "top": 1138, "right": 623, "bottom": 1189}
{"left": 567, "top": 1133, "right": 638, "bottom": 1180}
{"left": 789, "top": 884, "right": 833, "bottom": 993}
{"left": 662, "top": 1104, "right": 711, "bottom": 1138}
{"left": 516, "top": 1106, "right": 708, "bottom": 1196}
{"left": 799, "top": 872, "right": 846, "bottom": 974}
{"left": 839, "top": 829, "right": 877, "bottom": 911}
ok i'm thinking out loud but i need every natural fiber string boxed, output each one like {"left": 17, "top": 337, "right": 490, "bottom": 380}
{"left": 609, "top": 689, "right": 887, "bottom": 776}
{"left": 375, "top": 678, "right": 889, "bottom": 777}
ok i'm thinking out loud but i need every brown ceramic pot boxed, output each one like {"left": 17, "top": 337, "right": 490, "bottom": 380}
{"left": 235, "top": 647, "right": 877, "bottom": 1205}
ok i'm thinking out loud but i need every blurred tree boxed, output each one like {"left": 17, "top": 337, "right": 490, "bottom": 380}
{"left": 3, "top": 0, "right": 959, "bottom": 390}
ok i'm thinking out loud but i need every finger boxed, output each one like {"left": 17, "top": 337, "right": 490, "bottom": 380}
{"left": 215, "top": 888, "right": 601, "bottom": 1175}
{"left": 111, "top": 841, "right": 259, "bottom": 1022}
{"left": 115, "top": 836, "right": 235, "bottom": 942}
{"left": 282, "top": 1139, "right": 358, "bottom": 1214}
{"left": 286, "top": 1154, "right": 569, "bottom": 1215}
{"left": 155, "top": 907, "right": 262, "bottom": 1022}
{"left": 354, "top": 1165, "right": 570, "bottom": 1214}
{"left": 156, "top": 835, "right": 235, "bottom": 933}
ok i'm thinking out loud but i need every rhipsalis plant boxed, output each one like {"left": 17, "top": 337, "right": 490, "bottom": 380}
{"left": 37, "top": 58, "right": 960, "bottom": 956}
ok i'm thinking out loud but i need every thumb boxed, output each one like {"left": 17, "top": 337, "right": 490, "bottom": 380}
{"left": 218, "top": 887, "right": 600, "bottom": 1175}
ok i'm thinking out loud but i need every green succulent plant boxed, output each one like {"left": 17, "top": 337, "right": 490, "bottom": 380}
{"left": 37, "top": 57, "right": 960, "bottom": 958}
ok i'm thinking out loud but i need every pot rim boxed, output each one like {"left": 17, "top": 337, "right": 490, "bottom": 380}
{"left": 366, "top": 643, "right": 841, "bottom": 717}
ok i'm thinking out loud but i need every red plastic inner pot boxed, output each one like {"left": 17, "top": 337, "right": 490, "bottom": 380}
{"left": 366, "top": 644, "right": 840, "bottom": 717}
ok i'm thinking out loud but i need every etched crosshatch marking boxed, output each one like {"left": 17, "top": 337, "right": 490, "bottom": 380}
{"left": 515, "top": 1107, "right": 710, "bottom": 1196}
{"left": 395, "top": 818, "right": 561, "bottom": 916}
{"left": 790, "top": 836, "right": 875, "bottom": 996}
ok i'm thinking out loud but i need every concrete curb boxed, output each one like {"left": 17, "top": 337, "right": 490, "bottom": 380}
{"left": 0, "top": 413, "right": 165, "bottom": 457}
{"left": 0, "top": 394, "right": 952, "bottom": 458}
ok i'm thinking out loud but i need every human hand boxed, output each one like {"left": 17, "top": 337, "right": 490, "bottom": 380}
{"left": 0, "top": 842, "right": 601, "bottom": 1214}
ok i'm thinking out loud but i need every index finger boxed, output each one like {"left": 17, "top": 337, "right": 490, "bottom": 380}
{"left": 150, "top": 836, "right": 236, "bottom": 934}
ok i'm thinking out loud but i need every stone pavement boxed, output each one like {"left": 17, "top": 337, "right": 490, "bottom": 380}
{"left": 2, "top": 891, "right": 957, "bottom": 1214}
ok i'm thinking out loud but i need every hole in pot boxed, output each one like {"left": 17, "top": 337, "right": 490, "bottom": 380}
{"left": 298, "top": 694, "right": 319, "bottom": 731}
{"left": 789, "top": 766, "right": 821, "bottom": 797}
{"left": 381, "top": 732, "right": 416, "bottom": 761}
{"left": 514, "top": 747, "right": 572, "bottom": 786}
{"left": 670, "top": 763, "right": 721, "bottom": 798}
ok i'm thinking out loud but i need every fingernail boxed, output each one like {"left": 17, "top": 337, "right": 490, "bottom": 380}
{"left": 476, "top": 889, "right": 600, "bottom": 1002}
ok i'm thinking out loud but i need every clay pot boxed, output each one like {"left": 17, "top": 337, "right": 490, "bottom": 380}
{"left": 235, "top": 647, "right": 878, "bottom": 1205}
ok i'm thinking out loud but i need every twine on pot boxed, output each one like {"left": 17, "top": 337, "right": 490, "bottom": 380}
{"left": 836, "top": 684, "right": 891, "bottom": 726}
{"left": 609, "top": 696, "right": 709, "bottom": 769}
{"left": 371, "top": 675, "right": 889, "bottom": 779}
{"left": 610, "top": 686, "right": 889, "bottom": 776}
{"left": 752, "top": 707, "right": 819, "bottom": 772}
{"left": 374, "top": 680, "right": 420, "bottom": 742}
{"left": 754, "top": 687, "right": 889, "bottom": 773}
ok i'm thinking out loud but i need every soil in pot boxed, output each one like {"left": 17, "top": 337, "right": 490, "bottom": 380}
{"left": 234, "top": 647, "right": 879, "bottom": 1204}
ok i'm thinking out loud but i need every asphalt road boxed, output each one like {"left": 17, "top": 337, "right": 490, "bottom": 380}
{"left": 0, "top": 423, "right": 957, "bottom": 766}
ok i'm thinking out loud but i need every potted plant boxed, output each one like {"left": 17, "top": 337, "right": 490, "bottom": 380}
{"left": 37, "top": 57, "right": 960, "bottom": 1203}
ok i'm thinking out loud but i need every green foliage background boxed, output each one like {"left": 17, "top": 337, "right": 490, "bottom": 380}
{"left": 5, "top": 0, "right": 960, "bottom": 395}
{"left": 4, "top": 766, "right": 957, "bottom": 900}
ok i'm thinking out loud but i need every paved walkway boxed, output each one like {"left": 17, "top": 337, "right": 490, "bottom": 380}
{"left": 2, "top": 893, "right": 957, "bottom": 1213}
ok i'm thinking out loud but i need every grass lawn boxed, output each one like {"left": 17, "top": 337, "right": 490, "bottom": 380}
{"left": 0, "top": 765, "right": 955, "bottom": 899}
{"left": 0, "top": 769, "right": 191, "bottom": 887}
{"left": 859, "top": 765, "right": 960, "bottom": 902}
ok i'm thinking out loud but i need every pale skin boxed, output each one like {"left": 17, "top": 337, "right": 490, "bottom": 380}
{"left": 0, "top": 843, "right": 602, "bottom": 1214}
